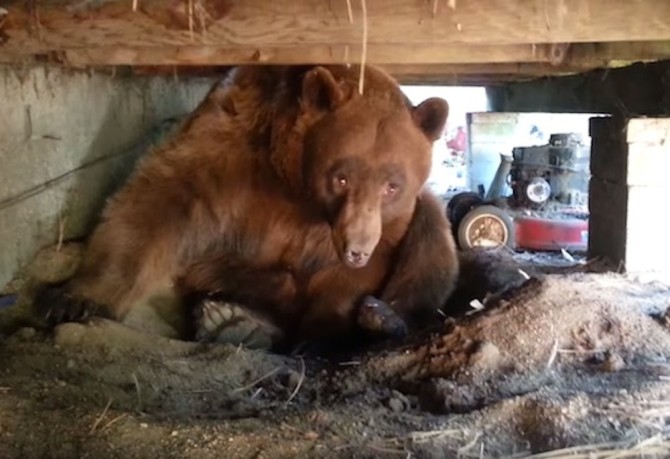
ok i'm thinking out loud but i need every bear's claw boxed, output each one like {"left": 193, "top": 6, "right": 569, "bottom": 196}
{"left": 36, "top": 285, "right": 111, "bottom": 326}
{"left": 357, "top": 295, "right": 408, "bottom": 339}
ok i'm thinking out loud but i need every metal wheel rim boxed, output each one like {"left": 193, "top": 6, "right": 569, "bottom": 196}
{"left": 464, "top": 214, "right": 509, "bottom": 248}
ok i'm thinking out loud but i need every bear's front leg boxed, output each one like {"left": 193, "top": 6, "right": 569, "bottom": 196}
{"left": 381, "top": 190, "right": 460, "bottom": 329}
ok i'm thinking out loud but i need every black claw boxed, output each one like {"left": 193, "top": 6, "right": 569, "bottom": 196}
{"left": 34, "top": 284, "right": 111, "bottom": 327}
{"left": 357, "top": 295, "right": 408, "bottom": 339}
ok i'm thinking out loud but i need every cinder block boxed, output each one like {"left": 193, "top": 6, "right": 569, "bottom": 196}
{"left": 589, "top": 135, "right": 627, "bottom": 184}
{"left": 627, "top": 143, "right": 670, "bottom": 186}
{"left": 588, "top": 116, "right": 670, "bottom": 275}
{"left": 588, "top": 178, "right": 627, "bottom": 265}
{"left": 626, "top": 118, "right": 670, "bottom": 144}
{"left": 589, "top": 179, "right": 670, "bottom": 272}
{"left": 588, "top": 177, "right": 628, "bottom": 222}
{"left": 591, "top": 116, "right": 670, "bottom": 186}
{"left": 589, "top": 116, "right": 624, "bottom": 141}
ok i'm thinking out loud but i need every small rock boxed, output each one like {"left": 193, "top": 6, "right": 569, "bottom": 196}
{"left": 15, "top": 327, "right": 36, "bottom": 341}
{"left": 468, "top": 340, "right": 501, "bottom": 370}
{"left": 304, "top": 431, "right": 319, "bottom": 440}
{"left": 140, "top": 423, "right": 148, "bottom": 428}
{"left": 418, "top": 379, "right": 478, "bottom": 414}
{"left": 285, "top": 370, "right": 301, "bottom": 389}
{"left": 388, "top": 397, "right": 405, "bottom": 413}
{"left": 391, "top": 390, "right": 411, "bottom": 410}
{"left": 600, "top": 353, "right": 625, "bottom": 372}
{"left": 171, "top": 431, "right": 178, "bottom": 437}
{"left": 28, "top": 244, "right": 84, "bottom": 284}
{"left": 66, "top": 359, "right": 76, "bottom": 370}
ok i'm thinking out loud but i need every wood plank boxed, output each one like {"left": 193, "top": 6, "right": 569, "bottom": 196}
{"left": 382, "top": 63, "right": 596, "bottom": 85}
{"left": 392, "top": 73, "right": 540, "bottom": 86}
{"left": 383, "top": 63, "right": 597, "bottom": 78}
{"left": 1, "top": 0, "right": 670, "bottom": 62}
{"left": 52, "top": 44, "right": 554, "bottom": 67}
{"left": 2, "top": 40, "right": 669, "bottom": 69}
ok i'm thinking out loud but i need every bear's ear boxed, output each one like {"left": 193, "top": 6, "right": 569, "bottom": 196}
{"left": 301, "top": 66, "right": 346, "bottom": 112}
{"left": 412, "top": 98, "right": 449, "bottom": 141}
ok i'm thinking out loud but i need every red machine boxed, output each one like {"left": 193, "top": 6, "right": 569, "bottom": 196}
{"left": 448, "top": 133, "right": 590, "bottom": 252}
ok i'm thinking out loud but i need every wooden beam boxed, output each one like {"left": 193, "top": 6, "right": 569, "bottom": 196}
{"left": 388, "top": 68, "right": 574, "bottom": 85}
{"left": 384, "top": 62, "right": 597, "bottom": 79}
{"left": 36, "top": 44, "right": 556, "bottom": 67}
{"left": 394, "top": 74, "right": 540, "bottom": 86}
{"left": 2, "top": 40, "right": 670, "bottom": 70}
{"left": 1, "top": 0, "right": 670, "bottom": 68}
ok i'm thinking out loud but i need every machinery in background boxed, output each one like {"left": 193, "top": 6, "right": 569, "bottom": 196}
{"left": 448, "top": 133, "right": 590, "bottom": 252}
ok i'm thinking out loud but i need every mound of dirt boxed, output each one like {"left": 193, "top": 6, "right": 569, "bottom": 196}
{"left": 2, "top": 247, "right": 670, "bottom": 458}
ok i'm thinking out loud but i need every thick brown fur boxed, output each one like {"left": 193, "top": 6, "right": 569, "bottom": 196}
{"left": 36, "top": 64, "right": 459, "bottom": 347}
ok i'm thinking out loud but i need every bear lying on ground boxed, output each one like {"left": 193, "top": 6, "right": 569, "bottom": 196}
{"left": 36, "top": 65, "right": 459, "bottom": 350}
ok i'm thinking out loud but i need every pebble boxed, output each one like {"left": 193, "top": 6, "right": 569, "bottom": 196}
{"left": 600, "top": 353, "right": 625, "bottom": 372}
{"left": 286, "top": 370, "right": 301, "bottom": 389}
{"left": 391, "top": 390, "right": 411, "bottom": 410}
{"left": 388, "top": 397, "right": 405, "bottom": 413}
{"left": 468, "top": 341, "right": 501, "bottom": 370}
{"left": 15, "top": 327, "right": 36, "bottom": 341}
{"left": 140, "top": 423, "right": 148, "bottom": 428}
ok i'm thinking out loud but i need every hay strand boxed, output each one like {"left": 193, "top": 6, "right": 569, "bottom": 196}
{"left": 231, "top": 367, "right": 280, "bottom": 394}
{"left": 132, "top": 373, "right": 143, "bottom": 411}
{"left": 100, "top": 413, "right": 128, "bottom": 432}
{"left": 284, "top": 356, "right": 305, "bottom": 407}
{"left": 188, "top": 0, "right": 194, "bottom": 40}
{"left": 357, "top": 0, "right": 367, "bottom": 95}
{"left": 55, "top": 214, "right": 66, "bottom": 253}
{"left": 345, "top": 0, "right": 353, "bottom": 23}
{"left": 90, "top": 398, "right": 113, "bottom": 434}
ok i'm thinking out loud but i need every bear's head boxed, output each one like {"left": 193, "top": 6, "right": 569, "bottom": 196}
{"left": 274, "top": 65, "right": 448, "bottom": 269}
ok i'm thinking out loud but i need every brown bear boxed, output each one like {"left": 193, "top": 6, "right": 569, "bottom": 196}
{"left": 36, "top": 64, "right": 459, "bottom": 349}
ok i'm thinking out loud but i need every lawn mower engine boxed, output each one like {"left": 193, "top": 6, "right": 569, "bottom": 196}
{"left": 448, "top": 133, "right": 590, "bottom": 252}
{"left": 508, "top": 133, "right": 590, "bottom": 251}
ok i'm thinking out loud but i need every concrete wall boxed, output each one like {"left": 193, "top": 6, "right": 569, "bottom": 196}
{"left": 0, "top": 65, "right": 214, "bottom": 289}
{"left": 589, "top": 116, "right": 670, "bottom": 276}
{"left": 487, "top": 60, "right": 670, "bottom": 116}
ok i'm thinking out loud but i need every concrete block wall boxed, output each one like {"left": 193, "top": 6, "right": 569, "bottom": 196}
{"left": 0, "top": 65, "right": 214, "bottom": 289}
{"left": 589, "top": 117, "right": 670, "bottom": 274}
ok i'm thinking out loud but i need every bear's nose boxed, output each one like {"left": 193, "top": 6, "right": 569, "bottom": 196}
{"left": 345, "top": 250, "right": 370, "bottom": 268}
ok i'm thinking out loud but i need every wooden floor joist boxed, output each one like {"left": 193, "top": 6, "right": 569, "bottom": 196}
{"left": 0, "top": 0, "right": 669, "bottom": 81}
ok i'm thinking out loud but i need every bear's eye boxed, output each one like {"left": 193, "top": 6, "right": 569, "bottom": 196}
{"left": 333, "top": 174, "right": 348, "bottom": 189}
{"left": 384, "top": 183, "right": 399, "bottom": 196}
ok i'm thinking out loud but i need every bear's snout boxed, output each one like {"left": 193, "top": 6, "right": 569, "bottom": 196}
{"left": 333, "top": 196, "right": 382, "bottom": 269}
{"left": 344, "top": 248, "right": 371, "bottom": 268}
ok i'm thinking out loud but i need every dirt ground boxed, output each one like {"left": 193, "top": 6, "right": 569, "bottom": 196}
{"left": 2, "top": 245, "right": 670, "bottom": 458}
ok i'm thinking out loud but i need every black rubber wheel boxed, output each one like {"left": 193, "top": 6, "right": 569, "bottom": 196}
{"left": 446, "top": 192, "right": 483, "bottom": 235}
{"left": 457, "top": 205, "right": 516, "bottom": 250}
